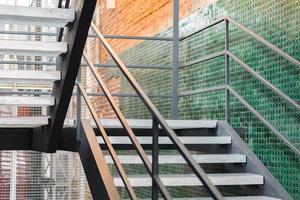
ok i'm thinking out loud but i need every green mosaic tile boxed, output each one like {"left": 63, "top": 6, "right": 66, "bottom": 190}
{"left": 103, "top": 0, "right": 300, "bottom": 198}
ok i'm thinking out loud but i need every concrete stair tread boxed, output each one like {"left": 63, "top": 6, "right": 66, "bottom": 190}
{"left": 0, "top": 70, "right": 61, "bottom": 83}
{"left": 113, "top": 173, "right": 264, "bottom": 187}
{"left": 93, "top": 119, "right": 217, "bottom": 129}
{"left": 0, "top": 40, "right": 67, "bottom": 56}
{"left": 0, "top": 116, "right": 49, "bottom": 127}
{"left": 0, "top": 96, "right": 54, "bottom": 106}
{"left": 97, "top": 136, "right": 231, "bottom": 145}
{"left": 105, "top": 154, "right": 246, "bottom": 164}
{"left": 0, "top": 5, "right": 74, "bottom": 27}
{"left": 133, "top": 197, "right": 280, "bottom": 200}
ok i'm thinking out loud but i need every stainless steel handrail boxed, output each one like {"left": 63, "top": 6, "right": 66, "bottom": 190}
{"left": 90, "top": 22, "right": 224, "bottom": 200}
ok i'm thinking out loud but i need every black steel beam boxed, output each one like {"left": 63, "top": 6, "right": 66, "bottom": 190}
{"left": 0, "top": 128, "right": 33, "bottom": 150}
{"left": 34, "top": 0, "right": 97, "bottom": 152}
{"left": 79, "top": 120, "right": 120, "bottom": 200}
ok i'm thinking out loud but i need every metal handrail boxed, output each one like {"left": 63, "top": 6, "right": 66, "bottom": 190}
{"left": 226, "top": 86, "right": 300, "bottom": 156}
{"left": 181, "top": 16, "right": 300, "bottom": 69}
{"left": 90, "top": 22, "right": 224, "bottom": 200}
{"left": 82, "top": 52, "right": 173, "bottom": 199}
{"left": 77, "top": 83, "right": 138, "bottom": 200}
{"left": 179, "top": 16, "right": 300, "bottom": 156}
{"left": 226, "top": 51, "right": 300, "bottom": 112}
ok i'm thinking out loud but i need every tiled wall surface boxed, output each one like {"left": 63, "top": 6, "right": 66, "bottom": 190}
{"left": 111, "top": 0, "right": 300, "bottom": 198}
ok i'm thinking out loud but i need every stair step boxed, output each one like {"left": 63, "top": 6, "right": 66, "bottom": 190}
{"left": 97, "top": 136, "right": 231, "bottom": 145}
{"left": 0, "top": 96, "right": 54, "bottom": 106}
{"left": 0, "top": 116, "right": 49, "bottom": 127}
{"left": 0, "top": 70, "right": 60, "bottom": 83}
{"left": 105, "top": 154, "right": 246, "bottom": 164}
{"left": 114, "top": 173, "right": 264, "bottom": 187}
{"left": 190, "top": 197, "right": 280, "bottom": 200}
{"left": 94, "top": 119, "right": 217, "bottom": 129}
{"left": 0, "top": 5, "right": 74, "bottom": 27}
{"left": 134, "top": 197, "right": 280, "bottom": 200}
{"left": 0, "top": 40, "right": 67, "bottom": 56}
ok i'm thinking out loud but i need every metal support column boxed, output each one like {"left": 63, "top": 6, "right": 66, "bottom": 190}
{"left": 152, "top": 118, "right": 159, "bottom": 200}
{"left": 224, "top": 19, "right": 230, "bottom": 121}
{"left": 77, "top": 68, "right": 81, "bottom": 141}
{"left": 171, "top": 0, "right": 180, "bottom": 119}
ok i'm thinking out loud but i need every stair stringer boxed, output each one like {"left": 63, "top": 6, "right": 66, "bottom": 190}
{"left": 217, "top": 121, "right": 292, "bottom": 200}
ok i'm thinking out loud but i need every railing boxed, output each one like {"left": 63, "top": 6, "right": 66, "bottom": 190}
{"left": 180, "top": 16, "right": 300, "bottom": 157}
{"left": 76, "top": 22, "right": 225, "bottom": 200}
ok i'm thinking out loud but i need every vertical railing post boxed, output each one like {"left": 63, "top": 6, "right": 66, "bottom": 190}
{"left": 152, "top": 117, "right": 159, "bottom": 200}
{"left": 77, "top": 67, "right": 81, "bottom": 141}
{"left": 171, "top": 0, "right": 180, "bottom": 119}
{"left": 225, "top": 19, "right": 230, "bottom": 122}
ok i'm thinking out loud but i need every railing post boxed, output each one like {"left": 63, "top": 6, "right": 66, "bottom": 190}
{"left": 225, "top": 19, "right": 230, "bottom": 122}
{"left": 77, "top": 68, "right": 81, "bottom": 141}
{"left": 171, "top": 0, "right": 180, "bottom": 119}
{"left": 152, "top": 117, "right": 159, "bottom": 200}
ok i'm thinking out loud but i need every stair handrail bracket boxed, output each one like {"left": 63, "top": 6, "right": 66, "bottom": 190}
{"left": 88, "top": 21, "right": 225, "bottom": 200}
{"left": 180, "top": 16, "right": 300, "bottom": 157}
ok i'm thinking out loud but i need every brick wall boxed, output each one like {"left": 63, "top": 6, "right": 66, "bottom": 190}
{"left": 84, "top": 0, "right": 216, "bottom": 119}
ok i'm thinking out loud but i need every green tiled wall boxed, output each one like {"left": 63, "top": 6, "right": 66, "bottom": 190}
{"left": 109, "top": 0, "right": 300, "bottom": 198}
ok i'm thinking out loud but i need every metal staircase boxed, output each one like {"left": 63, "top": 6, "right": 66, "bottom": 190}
{"left": 0, "top": 5, "right": 70, "bottom": 127}
{"left": 0, "top": 1, "right": 297, "bottom": 200}
{"left": 0, "top": 0, "right": 96, "bottom": 152}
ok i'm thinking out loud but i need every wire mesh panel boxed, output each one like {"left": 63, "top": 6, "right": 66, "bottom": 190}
{"left": 0, "top": 151, "right": 91, "bottom": 200}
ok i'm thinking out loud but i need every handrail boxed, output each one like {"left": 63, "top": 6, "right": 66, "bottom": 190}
{"left": 90, "top": 22, "right": 224, "bottom": 200}
{"left": 181, "top": 16, "right": 300, "bottom": 69}
{"left": 226, "top": 51, "right": 300, "bottom": 113}
{"left": 227, "top": 86, "right": 300, "bottom": 156}
{"left": 77, "top": 83, "right": 138, "bottom": 200}
{"left": 226, "top": 16, "right": 300, "bottom": 68}
{"left": 82, "top": 52, "right": 173, "bottom": 199}
{"left": 179, "top": 16, "right": 300, "bottom": 156}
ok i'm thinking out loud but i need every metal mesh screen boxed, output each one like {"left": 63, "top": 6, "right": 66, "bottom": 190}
{"left": 0, "top": 151, "right": 91, "bottom": 200}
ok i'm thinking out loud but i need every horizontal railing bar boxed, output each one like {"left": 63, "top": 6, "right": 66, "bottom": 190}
{"left": 180, "top": 51, "right": 226, "bottom": 69}
{"left": 0, "top": 60, "right": 171, "bottom": 69}
{"left": 81, "top": 63, "right": 173, "bottom": 69}
{"left": 179, "top": 85, "right": 226, "bottom": 97}
{"left": 0, "top": 30, "right": 172, "bottom": 41}
{"left": 85, "top": 92, "right": 171, "bottom": 98}
{"left": 100, "top": 34, "right": 173, "bottom": 41}
{"left": 180, "top": 18, "right": 225, "bottom": 41}
{"left": 0, "top": 91, "right": 51, "bottom": 95}
{"left": 226, "top": 16, "right": 300, "bottom": 69}
{"left": 0, "top": 30, "right": 58, "bottom": 36}
{"left": 91, "top": 21, "right": 224, "bottom": 200}
{"left": 0, "top": 90, "right": 170, "bottom": 98}
{"left": 227, "top": 51, "right": 300, "bottom": 113}
{"left": 227, "top": 86, "right": 300, "bottom": 157}
{"left": 0, "top": 61, "right": 56, "bottom": 65}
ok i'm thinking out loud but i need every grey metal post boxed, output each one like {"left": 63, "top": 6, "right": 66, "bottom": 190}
{"left": 77, "top": 68, "right": 81, "bottom": 141}
{"left": 171, "top": 0, "right": 180, "bottom": 119}
{"left": 225, "top": 19, "right": 230, "bottom": 121}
